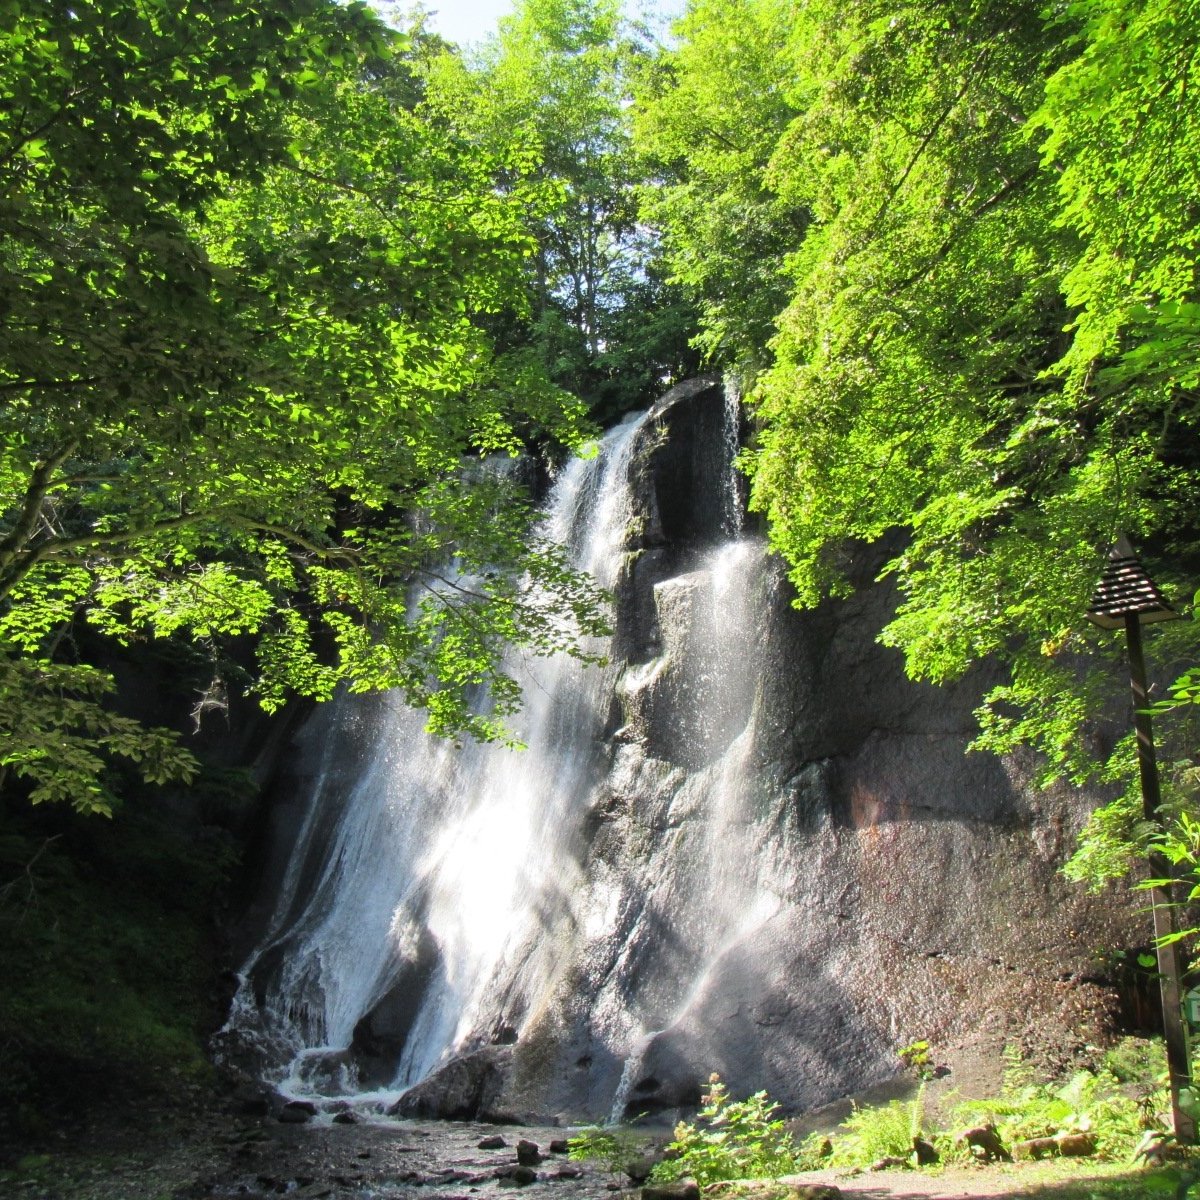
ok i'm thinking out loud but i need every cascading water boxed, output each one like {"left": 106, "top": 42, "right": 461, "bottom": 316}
{"left": 220, "top": 409, "right": 653, "bottom": 1102}
{"left": 220, "top": 377, "right": 883, "bottom": 1121}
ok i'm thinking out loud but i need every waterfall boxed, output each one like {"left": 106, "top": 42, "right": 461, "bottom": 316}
{"left": 220, "top": 410, "right": 649, "bottom": 1100}
{"left": 217, "top": 381, "right": 838, "bottom": 1118}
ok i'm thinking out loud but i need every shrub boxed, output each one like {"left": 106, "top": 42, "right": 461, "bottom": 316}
{"left": 0, "top": 788, "right": 238, "bottom": 1131}
{"left": 650, "top": 1075, "right": 799, "bottom": 1184}
{"left": 949, "top": 1057, "right": 1148, "bottom": 1160}
{"left": 829, "top": 1086, "right": 926, "bottom": 1168}
{"left": 567, "top": 1126, "right": 648, "bottom": 1180}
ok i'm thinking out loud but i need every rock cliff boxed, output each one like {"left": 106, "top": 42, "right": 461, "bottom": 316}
{"left": 228, "top": 379, "right": 1145, "bottom": 1123}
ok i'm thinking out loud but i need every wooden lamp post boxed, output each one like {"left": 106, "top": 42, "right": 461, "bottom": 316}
{"left": 1086, "top": 535, "right": 1194, "bottom": 1143}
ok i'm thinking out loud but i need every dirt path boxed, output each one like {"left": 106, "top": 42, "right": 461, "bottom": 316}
{"left": 773, "top": 1162, "right": 1191, "bottom": 1199}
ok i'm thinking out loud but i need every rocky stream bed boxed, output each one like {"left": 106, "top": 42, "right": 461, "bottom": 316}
{"left": 0, "top": 1094, "right": 1189, "bottom": 1200}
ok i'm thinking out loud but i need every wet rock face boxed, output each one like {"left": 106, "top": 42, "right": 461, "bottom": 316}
{"left": 481, "top": 380, "right": 1141, "bottom": 1120}
{"left": 351, "top": 931, "right": 441, "bottom": 1087}
{"left": 235, "top": 378, "right": 1143, "bottom": 1124}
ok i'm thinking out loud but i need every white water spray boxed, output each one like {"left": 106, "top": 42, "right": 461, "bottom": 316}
{"left": 220, "top": 386, "right": 793, "bottom": 1119}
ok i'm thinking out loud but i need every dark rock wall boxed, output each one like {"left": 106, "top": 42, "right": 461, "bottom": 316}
{"left": 482, "top": 380, "right": 1142, "bottom": 1120}
{"left": 238, "top": 379, "right": 1145, "bottom": 1123}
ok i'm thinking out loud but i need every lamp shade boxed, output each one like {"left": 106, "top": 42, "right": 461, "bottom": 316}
{"left": 1085, "top": 536, "right": 1179, "bottom": 629}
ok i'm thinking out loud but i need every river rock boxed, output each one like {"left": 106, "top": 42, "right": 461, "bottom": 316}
{"left": 386, "top": 1046, "right": 512, "bottom": 1120}
{"left": 231, "top": 1083, "right": 272, "bottom": 1116}
{"left": 624, "top": 1156, "right": 656, "bottom": 1182}
{"left": 516, "top": 1139, "right": 542, "bottom": 1165}
{"left": 642, "top": 1182, "right": 699, "bottom": 1200}
{"left": 294, "top": 1184, "right": 333, "bottom": 1199}
{"left": 548, "top": 1139, "right": 570, "bottom": 1154}
{"left": 278, "top": 1100, "right": 316, "bottom": 1124}
{"left": 497, "top": 1165, "right": 539, "bottom": 1186}
{"left": 479, "top": 1135, "right": 508, "bottom": 1150}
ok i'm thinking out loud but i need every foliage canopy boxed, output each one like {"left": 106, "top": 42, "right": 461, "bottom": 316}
{"left": 426, "top": 0, "right": 700, "bottom": 420}
{"left": 634, "top": 0, "right": 1200, "bottom": 880}
{"left": 0, "top": 0, "right": 608, "bottom": 813}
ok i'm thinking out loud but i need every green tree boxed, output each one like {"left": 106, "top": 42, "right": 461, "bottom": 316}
{"left": 0, "top": 0, "right": 606, "bottom": 814}
{"left": 633, "top": 0, "right": 805, "bottom": 370}
{"left": 1036, "top": 0, "right": 1200, "bottom": 882}
{"left": 635, "top": 0, "right": 1200, "bottom": 870}
{"left": 428, "top": 0, "right": 698, "bottom": 417}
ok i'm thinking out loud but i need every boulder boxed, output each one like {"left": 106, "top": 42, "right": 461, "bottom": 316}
{"left": 278, "top": 1100, "right": 316, "bottom": 1124}
{"left": 230, "top": 1083, "right": 272, "bottom": 1116}
{"left": 624, "top": 1156, "right": 656, "bottom": 1183}
{"left": 387, "top": 1046, "right": 512, "bottom": 1121}
{"left": 496, "top": 1165, "right": 539, "bottom": 1186}
{"left": 642, "top": 1184, "right": 700, "bottom": 1200}
{"left": 516, "top": 1139, "right": 542, "bottom": 1166}
{"left": 478, "top": 1135, "right": 508, "bottom": 1150}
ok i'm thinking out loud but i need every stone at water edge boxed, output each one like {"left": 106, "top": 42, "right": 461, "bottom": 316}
{"left": 431, "top": 1169, "right": 474, "bottom": 1184}
{"left": 479, "top": 1135, "right": 509, "bottom": 1150}
{"left": 231, "top": 1083, "right": 272, "bottom": 1116}
{"left": 332, "top": 1110, "right": 358, "bottom": 1124}
{"left": 278, "top": 1100, "right": 317, "bottom": 1124}
{"left": 294, "top": 1184, "right": 334, "bottom": 1200}
{"left": 387, "top": 1046, "right": 513, "bottom": 1121}
{"left": 641, "top": 1183, "right": 700, "bottom": 1200}
{"left": 516, "top": 1139, "right": 543, "bottom": 1165}
{"left": 548, "top": 1139, "right": 570, "bottom": 1154}
{"left": 496, "top": 1164, "right": 539, "bottom": 1186}
{"left": 624, "top": 1156, "right": 656, "bottom": 1182}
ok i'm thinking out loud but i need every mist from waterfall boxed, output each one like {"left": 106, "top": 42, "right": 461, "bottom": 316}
{"left": 220, "top": 386, "right": 788, "bottom": 1115}
{"left": 221, "top": 412, "right": 646, "bottom": 1097}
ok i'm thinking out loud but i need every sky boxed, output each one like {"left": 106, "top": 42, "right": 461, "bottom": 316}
{"left": 415, "top": 0, "right": 685, "bottom": 50}
{"left": 419, "top": 0, "right": 511, "bottom": 46}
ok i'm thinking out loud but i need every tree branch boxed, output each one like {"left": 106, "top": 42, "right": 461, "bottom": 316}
{"left": 891, "top": 163, "right": 1037, "bottom": 292}
{"left": 0, "top": 441, "right": 78, "bottom": 578}
{"left": 0, "top": 376, "right": 100, "bottom": 394}
{"left": 225, "top": 516, "right": 358, "bottom": 561}
{"left": 868, "top": 57, "right": 985, "bottom": 239}
{"left": 0, "top": 836, "right": 60, "bottom": 914}
{"left": 0, "top": 507, "right": 208, "bottom": 600}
